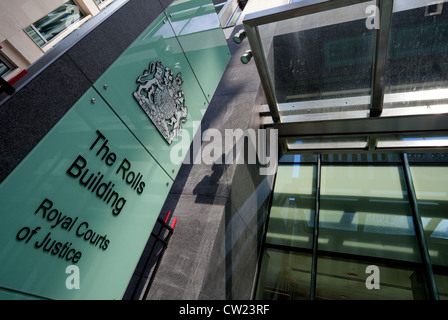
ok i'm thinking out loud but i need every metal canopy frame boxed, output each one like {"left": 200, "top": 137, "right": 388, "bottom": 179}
{"left": 242, "top": 0, "right": 448, "bottom": 154}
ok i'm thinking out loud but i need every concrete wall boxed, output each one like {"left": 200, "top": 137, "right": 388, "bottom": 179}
{"left": 126, "top": 25, "right": 276, "bottom": 300}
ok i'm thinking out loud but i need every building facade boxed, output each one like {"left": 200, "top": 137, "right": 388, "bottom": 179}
{"left": 1, "top": 0, "right": 448, "bottom": 301}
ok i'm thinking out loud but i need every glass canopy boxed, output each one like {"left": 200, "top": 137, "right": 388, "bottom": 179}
{"left": 243, "top": 0, "right": 448, "bottom": 154}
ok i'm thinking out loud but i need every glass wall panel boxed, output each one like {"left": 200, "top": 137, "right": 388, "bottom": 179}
{"left": 278, "top": 154, "right": 318, "bottom": 164}
{"left": 410, "top": 165, "right": 448, "bottom": 299}
{"left": 315, "top": 255, "right": 429, "bottom": 300}
{"left": 319, "top": 165, "right": 421, "bottom": 263}
{"left": 265, "top": 165, "right": 316, "bottom": 249}
{"left": 257, "top": 156, "right": 441, "bottom": 300}
{"left": 24, "top": 26, "right": 46, "bottom": 47}
{"left": 256, "top": 248, "right": 312, "bottom": 300}
{"left": 383, "top": 0, "right": 448, "bottom": 110}
{"left": 94, "top": 0, "right": 114, "bottom": 5}
{"left": 434, "top": 273, "right": 448, "bottom": 300}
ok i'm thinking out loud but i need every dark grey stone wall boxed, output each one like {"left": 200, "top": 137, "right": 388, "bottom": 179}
{"left": 0, "top": 0, "right": 168, "bottom": 183}
{"left": 126, "top": 25, "right": 275, "bottom": 300}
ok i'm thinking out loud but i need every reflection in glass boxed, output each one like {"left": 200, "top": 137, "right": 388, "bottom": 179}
{"left": 319, "top": 165, "right": 421, "bottom": 262}
{"left": 411, "top": 166, "right": 448, "bottom": 265}
{"left": 377, "top": 135, "right": 448, "bottom": 150}
{"left": 410, "top": 165, "right": 448, "bottom": 299}
{"left": 320, "top": 153, "right": 401, "bottom": 163}
{"left": 286, "top": 137, "right": 367, "bottom": 152}
{"left": 24, "top": 1, "right": 85, "bottom": 47}
{"left": 256, "top": 248, "right": 312, "bottom": 300}
{"left": 434, "top": 272, "right": 448, "bottom": 300}
{"left": 0, "top": 59, "right": 11, "bottom": 78}
{"left": 266, "top": 165, "right": 316, "bottom": 249}
{"left": 278, "top": 154, "right": 317, "bottom": 163}
{"left": 258, "top": 157, "right": 445, "bottom": 300}
{"left": 316, "top": 255, "right": 429, "bottom": 300}
{"left": 94, "top": 0, "right": 114, "bottom": 6}
{"left": 168, "top": 1, "right": 221, "bottom": 35}
{"left": 384, "top": 0, "right": 448, "bottom": 108}
{"left": 408, "top": 153, "right": 448, "bottom": 163}
{"left": 258, "top": 1, "right": 375, "bottom": 105}
{"left": 226, "top": 5, "right": 242, "bottom": 27}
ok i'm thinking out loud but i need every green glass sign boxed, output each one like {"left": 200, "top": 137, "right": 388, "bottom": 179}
{"left": 0, "top": 89, "right": 172, "bottom": 299}
{"left": 166, "top": 0, "right": 231, "bottom": 99}
{"left": 94, "top": 2, "right": 230, "bottom": 180}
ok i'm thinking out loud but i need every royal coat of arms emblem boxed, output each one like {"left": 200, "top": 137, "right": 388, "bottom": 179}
{"left": 133, "top": 61, "right": 188, "bottom": 144}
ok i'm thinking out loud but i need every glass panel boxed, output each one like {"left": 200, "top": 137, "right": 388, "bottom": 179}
{"left": 383, "top": 0, "right": 448, "bottom": 109}
{"left": 278, "top": 154, "right": 318, "bottom": 163}
{"left": 410, "top": 165, "right": 448, "bottom": 298}
{"left": 411, "top": 165, "right": 448, "bottom": 265}
{"left": 316, "top": 254, "right": 429, "bottom": 300}
{"left": 286, "top": 137, "right": 368, "bottom": 152}
{"left": 24, "top": 26, "right": 46, "bottom": 47}
{"left": 166, "top": 0, "right": 231, "bottom": 100}
{"left": 255, "top": 248, "right": 312, "bottom": 300}
{"left": 258, "top": 1, "right": 375, "bottom": 108}
{"left": 0, "top": 88, "right": 172, "bottom": 299}
{"left": 0, "top": 59, "right": 11, "bottom": 78}
{"left": 26, "top": 1, "right": 84, "bottom": 46}
{"left": 93, "top": 9, "right": 226, "bottom": 180}
{"left": 434, "top": 272, "right": 448, "bottom": 300}
{"left": 377, "top": 134, "right": 448, "bottom": 150}
{"left": 321, "top": 153, "right": 401, "bottom": 163}
{"left": 94, "top": 0, "right": 114, "bottom": 6}
{"left": 226, "top": 5, "right": 242, "bottom": 27}
{"left": 319, "top": 165, "right": 421, "bottom": 263}
{"left": 214, "top": 2, "right": 225, "bottom": 15}
{"left": 408, "top": 153, "right": 448, "bottom": 163}
{"left": 266, "top": 165, "right": 316, "bottom": 249}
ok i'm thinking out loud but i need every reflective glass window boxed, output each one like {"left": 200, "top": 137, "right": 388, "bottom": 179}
{"left": 315, "top": 254, "right": 429, "bottom": 300}
{"left": 410, "top": 165, "right": 448, "bottom": 299}
{"left": 319, "top": 165, "right": 421, "bottom": 263}
{"left": 266, "top": 165, "right": 316, "bottom": 249}
{"left": 383, "top": 0, "right": 448, "bottom": 109}
{"left": 258, "top": 1, "right": 376, "bottom": 107}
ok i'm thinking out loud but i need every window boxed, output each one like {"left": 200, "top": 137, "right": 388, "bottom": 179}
{"left": 24, "top": 1, "right": 85, "bottom": 47}
{"left": 266, "top": 164, "right": 316, "bottom": 249}
{"left": 0, "top": 58, "right": 11, "bottom": 78}
{"left": 255, "top": 153, "right": 448, "bottom": 300}
{"left": 214, "top": 2, "right": 226, "bottom": 15}
{"left": 94, "top": 0, "right": 116, "bottom": 8}
{"left": 411, "top": 165, "right": 448, "bottom": 299}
